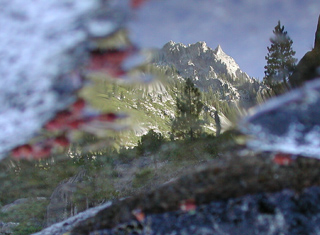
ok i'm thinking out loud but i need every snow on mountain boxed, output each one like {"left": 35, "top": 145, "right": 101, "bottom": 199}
{"left": 156, "top": 41, "right": 251, "bottom": 83}
{"left": 154, "top": 41, "right": 267, "bottom": 109}
{"left": 214, "top": 44, "right": 249, "bottom": 81}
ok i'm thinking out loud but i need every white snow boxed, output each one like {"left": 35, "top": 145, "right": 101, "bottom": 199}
{"left": 214, "top": 45, "right": 248, "bottom": 79}
{"left": 0, "top": 0, "right": 126, "bottom": 159}
{"left": 242, "top": 79, "right": 320, "bottom": 158}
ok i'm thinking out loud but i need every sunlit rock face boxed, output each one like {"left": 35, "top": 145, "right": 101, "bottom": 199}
{"left": 155, "top": 41, "right": 267, "bottom": 108}
{"left": 158, "top": 41, "right": 250, "bottom": 83}
{"left": 0, "top": 0, "right": 128, "bottom": 159}
{"left": 241, "top": 79, "right": 320, "bottom": 158}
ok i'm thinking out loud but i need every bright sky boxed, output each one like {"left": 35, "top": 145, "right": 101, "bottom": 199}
{"left": 128, "top": 0, "right": 320, "bottom": 80}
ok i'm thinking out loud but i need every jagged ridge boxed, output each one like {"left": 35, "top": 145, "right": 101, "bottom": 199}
{"left": 154, "top": 41, "right": 267, "bottom": 108}
{"left": 97, "top": 41, "right": 269, "bottom": 146}
{"left": 157, "top": 41, "right": 250, "bottom": 82}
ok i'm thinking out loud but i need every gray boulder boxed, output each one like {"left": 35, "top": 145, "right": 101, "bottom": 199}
{"left": 30, "top": 154, "right": 320, "bottom": 235}
{"left": 47, "top": 169, "right": 87, "bottom": 226}
{"left": 241, "top": 79, "right": 320, "bottom": 158}
{"left": 0, "top": 222, "right": 19, "bottom": 235}
{"left": 289, "top": 15, "right": 320, "bottom": 87}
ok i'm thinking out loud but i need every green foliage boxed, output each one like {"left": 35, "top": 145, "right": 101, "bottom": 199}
{"left": 12, "top": 223, "right": 42, "bottom": 235}
{"left": 0, "top": 199, "right": 48, "bottom": 235}
{"left": 202, "top": 88, "right": 239, "bottom": 123}
{"left": 0, "top": 157, "right": 77, "bottom": 206}
{"left": 116, "top": 148, "right": 135, "bottom": 163}
{"left": 0, "top": 126, "right": 231, "bottom": 233}
{"left": 160, "top": 135, "right": 219, "bottom": 162}
{"left": 264, "top": 21, "right": 297, "bottom": 95}
{"left": 137, "top": 129, "right": 165, "bottom": 155}
{"left": 172, "top": 78, "right": 204, "bottom": 140}
{"left": 0, "top": 59, "right": 251, "bottom": 233}
{"left": 132, "top": 168, "right": 154, "bottom": 188}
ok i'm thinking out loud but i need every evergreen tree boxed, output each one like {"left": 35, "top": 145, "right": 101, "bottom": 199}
{"left": 137, "top": 129, "right": 164, "bottom": 155}
{"left": 171, "top": 78, "right": 203, "bottom": 140}
{"left": 214, "top": 110, "right": 221, "bottom": 136}
{"left": 264, "top": 21, "right": 297, "bottom": 95}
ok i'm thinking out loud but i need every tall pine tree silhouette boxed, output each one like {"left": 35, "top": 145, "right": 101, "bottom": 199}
{"left": 172, "top": 78, "right": 203, "bottom": 140}
{"left": 264, "top": 21, "right": 297, "bottom": 95}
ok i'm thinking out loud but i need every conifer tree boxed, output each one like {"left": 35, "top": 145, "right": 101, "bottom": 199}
{"left": 171, "top": 78, "right": 203, "bottom": 140}
{"left": 264, "top": 21, "right": 297, "bottom": 95}
{"left": 214, "top": 110, "right": 221, "bottom": 136}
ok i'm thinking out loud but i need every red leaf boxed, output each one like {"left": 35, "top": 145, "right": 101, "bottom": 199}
{"left": 45, "top": 111, "right": 73, "bottom": 131}
{"left": 89, "top": 48, "right": 133, "bottom": 68}
{"left": 53, "top": 135, "right": 70, "bottom": 147}
{"left": 45, "top": 119, "right": 66, "bottom": 131}
{"left": 105, "top": 66, "right": 127, "bottom": 78}
{"left": 65, "top": 119, "right": 86, "bottom": 129}
{"left": 87, "top": 46, "right": 137, "bottom": 77}
{"left": 71, "top": 98, "right": 86, "bottom": 115}
{"left": 130, "top": 0, "right": 148, "bottom": 9}
{"left": 11, "top": 144, "right": 33, "bottom": 159}
{"left": 180, "top": 198, "right": 196, "bottom": 212}
{"left": 32, "top": 145, "right": 52, "bottom": 160}
{"left": 45, "top": 109, "right": 88, "bottom": 132}
{"left": 96, "top": 113, "right": 118, "bottom": 122}
{"left": 11, "top": 144, "right": 51, "bottom": 160}
{"left": 273, "top": 153, "right": 294, "bottom": 165}
{"left": 56, "top": 110, "right": 74, "bottom": 121}
{"left": 132, "top": 208, "right": 145, "bottom": 222}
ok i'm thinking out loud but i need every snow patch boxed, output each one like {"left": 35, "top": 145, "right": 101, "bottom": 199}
{"left": 0, "top": 0, "right": 127, "bottom": 159}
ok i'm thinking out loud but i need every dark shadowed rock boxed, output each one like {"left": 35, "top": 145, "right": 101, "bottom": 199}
{"left": 29, "top": 154, "right": 320, "bottom": 235}
{"left": 92, "top": 187, "right": 320, "bottom": 235}
{"left": 0, "top": 222, "right": 19, "bottom": 235}
{"left": 241, "top": 79, "right": 320, "bottom": 158}
{"left": 289, "top": 15, "right": 320, "bottom": 87}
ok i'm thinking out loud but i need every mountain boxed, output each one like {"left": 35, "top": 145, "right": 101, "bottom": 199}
{"left": 92, "top": 41, "right": 269, "bottom": 147}
{"left": 157, "top": 41, "right": 250, "bottom": 83}
{"left": 154, "top": 41, "right": 268, "bottom": 108}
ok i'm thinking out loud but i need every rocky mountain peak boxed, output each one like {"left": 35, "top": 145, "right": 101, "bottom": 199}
{"left": 194, "top": 41, "right": 209, "bottom": 52}
{"left": 214, "top": 44, "right": 223, "bottom": 55}
{"left": 154, "top": 41, "right": 268, "bottom": 109}
{"left": 157, "top": 41, "right": 250, "bottom": 82}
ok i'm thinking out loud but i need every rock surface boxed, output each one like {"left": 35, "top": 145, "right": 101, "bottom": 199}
{"left": 158, "top": 41, "right": 250, "bottom": 82}
{"left": 289, "top": 15, "right": 320, "bottom": 87}
{"left": 91, "top": 187, "right": 320, "bottom": 235}
{"left": 0, "top": 222, "right": 19, "bottom": 235}
{"left": 155, "top": 41, "right": 269, "bottom": 108}
{"left": 32, "top": 202, "right": 113, "bottom": 235}
{"left": 32, "top": 154, "right": 320, "bottom": 235}
{"left": 241, "top": 78, "right": 320, "bottom": 158}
